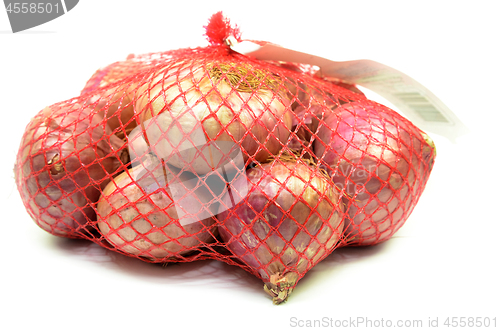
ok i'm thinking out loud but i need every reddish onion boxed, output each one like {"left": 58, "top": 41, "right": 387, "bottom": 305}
{"left": 314, "top": 101, "right": 436, "bottom": 246}
{"left": 217, "top": 158, "right": 344, "bottom": 304}
{"left": 292, "top": 81, "right": 367, "bottom": 144}
{"left": 97, "top": 156, "right": 219, "bottom": 261}
{"left": 15, "top": 102, "right": 127, "bottom": 238}
{"left": 279, "top": 65, "right": 367, "bottom": 158}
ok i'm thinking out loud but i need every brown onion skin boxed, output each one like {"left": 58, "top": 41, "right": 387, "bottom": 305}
{"left": 81, "top": 60, "right": 140, "bottom": 139}
{"left": 314, "top": 101, "right": 436, "bottom": 246}
{"left": 217, "top": 160, "right": 344, "bottom": 301}
{"left": 15, "top": 102, "right": 127, "bottom": 238}
{"left": 97, "top": 158, "right": 218, "bottom": 261}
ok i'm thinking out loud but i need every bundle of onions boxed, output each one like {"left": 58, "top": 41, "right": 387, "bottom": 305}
{"left": 15, "top": 102, "right": 127, "bottom": 238}
{"left": 134, "top": 61, "right": 293, "bottom": 174}
{"left": 314, "top": 101, "right": 436, "bottom": 245}
{"left": 97, "top": 156, "right": 219, "bottom": 261}
{"left": 217, "top": 157, "right": 344, "bottom": 304}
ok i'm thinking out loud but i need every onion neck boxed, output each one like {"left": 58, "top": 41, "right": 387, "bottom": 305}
{"left": 263, "top": 272, "right": 299, "bottom": 305}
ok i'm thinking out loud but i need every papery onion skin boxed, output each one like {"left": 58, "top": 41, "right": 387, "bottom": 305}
{"left": 217, "top": 160, "right": 344, "bottom": 304}
{"left": 15, "top": 102, "right": 127, "bottom": 238}
{"left": 135, "top": 61, "right": 293, "bottom": 175}
{"left": 314, "top": 101, "right": 436, "bottom": 246}
{"left": 97, "top": 157, "right": 218, "bottom": 261}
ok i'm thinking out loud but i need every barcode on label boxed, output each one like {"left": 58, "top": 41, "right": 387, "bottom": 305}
{"left": 392, "top": 92, "right": 449, "bottom": 123}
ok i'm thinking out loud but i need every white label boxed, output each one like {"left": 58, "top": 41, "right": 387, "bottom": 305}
{"left": 231, "top": 40, "right": 468, "bottom": 142}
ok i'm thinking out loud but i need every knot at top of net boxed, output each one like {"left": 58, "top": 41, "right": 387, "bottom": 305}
{"left": 204, "top": 11, "right": 242, "bottom": 46}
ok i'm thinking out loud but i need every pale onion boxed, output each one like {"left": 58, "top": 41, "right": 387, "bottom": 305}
{"left": 134, "top": 61, "right": 293, "bottom": 174}
{"left": 97, "top": 156, "right": 219, "bottom": 261}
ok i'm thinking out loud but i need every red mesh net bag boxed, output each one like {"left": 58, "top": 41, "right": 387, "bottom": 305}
{"left": 14, "top": 12, "right": 436, "bottom": 304}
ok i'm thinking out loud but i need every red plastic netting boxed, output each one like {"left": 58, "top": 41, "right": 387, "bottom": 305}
{"left": 14, "top": 12, "right": 436, "bottom": 304}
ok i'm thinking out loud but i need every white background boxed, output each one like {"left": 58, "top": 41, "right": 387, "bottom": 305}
{"left": 1, "top": 1, "right": 499, "bottom": 330}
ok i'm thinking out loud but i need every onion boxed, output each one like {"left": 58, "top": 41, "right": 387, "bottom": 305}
{"left": 314, "top": 101, "right": 436, "bottom": 246}
{"left": 81, "top": 56, "right": 146, "bottom": 139}
{"left": 83, "top": 85, "right": 137, "bottom": 140}
{"left": 277, "top": 65, "right": 367, "bottom": 159}
{"left": 217, "top": 158, "right": 344, "bottom": 304}
{"left": 135, "top": 61, "right": 293, "bottom": 174}
{"left": 292, "top": 81, "right": 367, "bottom": 142}
{"left": 97, "top": 156, "right": 219, "bottom": 261}
{"left": 15, "top": 102, "right": 127, "bottom": 238}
